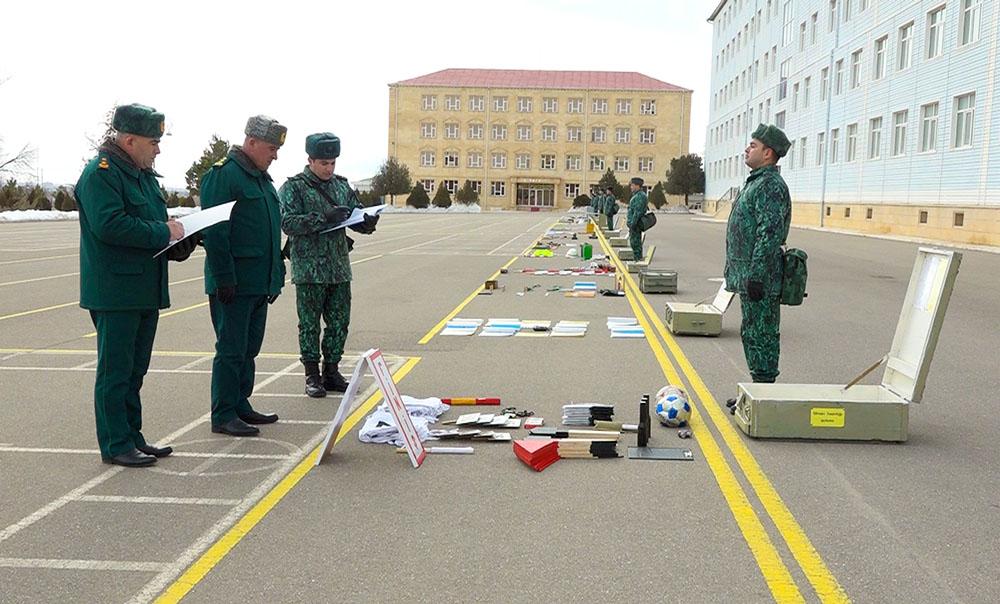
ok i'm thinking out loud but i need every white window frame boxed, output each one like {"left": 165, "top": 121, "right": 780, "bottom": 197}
{"left": 874, "top": 36, "right": 887, "bottom": 80}
{"left": 591, "top": 126, "right": 607, "bottom": 144}
{"left": 443, "top": 179, "right": 458, "bottom": 194}
{"left": 491, "top": 124, "right": 507, "bottom": 141}
{"left": 803, "top": 77, "right": 811, "bottom": 108}
{"left": 778, "top": 60, "right": 790, "bottom": 100}
{"left": 927, "top": 7, "right": 945, "bottom": 60}
{"left": 421, "top": 95, "right": 437, "bottom": 111}
{"left": 799, "top": 137, "right": 808, "bottom": 168}
{"left": 892, "top": 110, "right": 908, "bottom": 157}
{"left": 640, "top": 99, "right": 656, "bottom": 115}
{"left": 515, "top": 153, "right": 530, "bottom": 170}
{"left": 420, "top": 151, "right": 435, "bottom": 167}
{"left": 445, "top": 95, "right": 460, "bottom": 111}
{"left": 639, "top": 128, "right": 655, "bottom": 144}
{"left": 846, "top": 123, "right": 858, "bottom": 161}
{"left": 616, "top": 127, "right": 631, "bottom": 144}
{"left": 782, "top": 1, "right": 793, "bottom": 46}
{"left": 565, "top": 183, "right": 580, "bottom": 198}
{"left": 469, "top": 96, "right": 485, "bottom": 112}
{"left": 443, "top": 150, "right": 459, "bottom": 167}
{"left": 468, "top": 123, "right": 484, "bottom": 140}
{"left": 898, "top": 22, "right": 914, "bottom": 71}
{"left": 566, "top": 155, "right": 582, "bottom": 171}
{"left": 830, "top": 128, "right": 840, "bottom": 163}
{"left": 959, "top": 0, "right": 982, "bottom": 46}
{"left": 420, "top": 122, "right": 436, "bottom": 138}
{"left": 850, "top": 49, "right": 862, "bottom": 89}
{"left": 517, "top": 96, "right": 533, "bottom": 112}
{"left": 444, "top": 122, "right": 459, "bottom": 139}
{"left": 614, "top": 156, "right": 630, "bottom": 172}
{"left": 490, "top": 181, "right": 505, "bottom": 197}
{"left": 491, "top": 152, "right": 507, "bottom": 169}
{"left": 589, "top": 155, "right": 605, "bottom": 171}
{"left": 868, "top": 117, "right": 883, "bottom": 159}
{"left": 834, "top": 59, "right": 844, "bottom": 95}
{"left": 816, "top": 131, "right": 826, "bottom": 166}
{"left": 493, "top": 96, "right": 508, "bottom": 112}
{"left": 541, "top": 154, "right": 556, "bottom": 170}
{"left": 919, "top": 102, "right": 939, "bottom": 153}
{"left": 616, "top": 98, "right": 632, "bottom": 114}
{"left": 517, "top": 124, "right": 532, "bottom": 141}
{"left": 952, "top": 92, "right": 976, "bottom": 148}
{"left": 592, "top": 98, "right": 608, "bottom": 114}
{"left": 420, "top": 179, "right": 435, "bottom": 193}
{"left": 567, "top": 98, "right": 583, "bottom": 113}
{"left": 542, "top": 97, "right": 558, "bottom": 113}
{"left": 567, "top": 126, "right": 582, "bottom": 142}
{"left": 467, "top": 151, "right": 483, "bottom": 168}
{"left": 638, "top": 157, "right": 654, "bottom": 172}
{"left": 541, "top": 125, "right": 557, "bottom": 142}
{"left": 820, "top": 68, "right": 829, "bottom": 100}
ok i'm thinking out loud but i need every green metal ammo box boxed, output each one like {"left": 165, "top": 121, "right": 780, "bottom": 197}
{"left": 639, "top": 270, "right": 678, "bottom": 294}
{"left": 664, "top": 282, "right": 735, "bottom": 336}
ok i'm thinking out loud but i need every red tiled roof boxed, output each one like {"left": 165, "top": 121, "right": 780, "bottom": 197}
{"left": 392, "top": 69, "right": 690, "bottom": 92}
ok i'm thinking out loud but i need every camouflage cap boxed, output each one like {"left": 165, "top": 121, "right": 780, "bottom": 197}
{"left": 305, "top": 132, "right": 341, "bottom": 159}
{"left": 245, "top": 115, "right": 287, "bottom": 146}
{"left": 752, "top": 123, "right": 791, "bottom": 158}
{"left": 630, "top": 177, "right": 644, "bottom": 186}
{"left": 112, "top": 103, "right": 165, "bottom": 139}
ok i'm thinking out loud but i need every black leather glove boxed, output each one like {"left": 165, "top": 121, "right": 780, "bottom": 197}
{"left": 323, "top": 206, "right": 351, "bottom": 224}
{"left": 166, "top": 236, "right": 198, "bottom": 262}
{"left": 215, "top": 285, "right": 236, "bottom": 304}
{"left": 349, "top": 213, "right": 378, "bottom": 234}
{"left": 746, "top": 280, "right": 765, "bottom": 302}
{"left": 267, "top": 294, "right": 279, "bottom": 304}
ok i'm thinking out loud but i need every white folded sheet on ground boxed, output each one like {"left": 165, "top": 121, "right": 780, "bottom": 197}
{"left": 358, "top": 396, "right": 451, "bottom": 446}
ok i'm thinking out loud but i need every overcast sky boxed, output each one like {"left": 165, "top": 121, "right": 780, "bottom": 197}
{"left": 0, "top": 0, "right": 714, "bottom": 189}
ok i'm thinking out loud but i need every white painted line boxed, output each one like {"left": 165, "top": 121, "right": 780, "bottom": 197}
{"left": 173, "top": 355, "right": 213, "bottom": 371}
{"left": 0, "top": 272, "right": 80, "bottom": 288}
{"left": 0, "top": 557, "right": 168, "bottom": 572}
{"left": 76, "top": 495, "right": 241, "bottom": 506}
{"left": 251, "top": 392, "right": 343, "bottom": 399}
{"left": 0, "top": 446, "right": 291, "bottom": 461}
{"left": 0, "top": 366, "right": 304, "bottom": 377}
{"left": 172, "top": 452, "right": 291, "bottom": 460}
{"left": 488, "top": 232, "right": 528, "bottom": 255}
{"left": 389, "top": 232, "right": 461, "bottom": 253}
{"left": 274, "top": 419, "right": 332, "bottom": 425}
{"left": 72, "top": 359, "right": 99, "bottom": 370}
{"left": 188, "top": 439, "right": 244, "bottom": 476}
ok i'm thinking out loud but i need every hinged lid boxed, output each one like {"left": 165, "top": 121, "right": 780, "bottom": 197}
{"left": 881, "top": 247, "right": 962, "bottom": 403}
{"left": 710, "top": 280, "right": 736, "bottom": 313}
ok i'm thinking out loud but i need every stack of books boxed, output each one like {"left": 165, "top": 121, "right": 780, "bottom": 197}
{"left": 513, "top": 439, "right": 560, "bottom": 472}
{"left": 607, "top": 317, "right": 644, "bottom": 338}
{"left": 562, "top": 404, "right": 614, "bottom": 426}
{"left": 551, "top": 321, "right": 588, "bottom": 337}
{"left": 556, "top": 439, "right": 620, "bottom": 459}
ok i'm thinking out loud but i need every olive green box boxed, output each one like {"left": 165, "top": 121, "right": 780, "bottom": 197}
{"left": 664, "top": 282, "right": 734, "bottom": 336}
{"left": 733, "top": 248, "right": 962, "bottom": 442}
{"left": 639, "top": 270, "right": 677, "bottom": 294}
{"left": 609, "top": 236, "right": 628, "bottom": 247}
{"left": 616, "top": 247, "right": 635, "bottom": 261}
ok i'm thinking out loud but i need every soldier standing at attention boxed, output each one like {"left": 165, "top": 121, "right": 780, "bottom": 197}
{"left": 725, "top": 124, "right": 791, "bottom": 407}
{"left": 589, "top": 187, "right": 601, "bottom": 216}
{"left": 200, "top": 116, "right": 287, "bottom": 437}
{"left": 75, "top": 103, "right": 197, "bottom": 467}
{"left": 602, "top": 186, "right": 618, "bottom": 230}
{"left": 626, "top": 177, "right": 648, "bottom": 261}
{"left": 278, "top": 133, "right": 378, "bottom": 398}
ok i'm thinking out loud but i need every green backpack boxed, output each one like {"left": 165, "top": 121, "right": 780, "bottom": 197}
{"left": 780, "top": 248, "right": 808, "bottom": 306}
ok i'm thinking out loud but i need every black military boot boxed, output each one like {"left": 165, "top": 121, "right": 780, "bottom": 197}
{"left": 322, "top": 362, "right": 349, "bottom": 393}
{"left": 303, "top": 361, "right": 326, "bottom": 398}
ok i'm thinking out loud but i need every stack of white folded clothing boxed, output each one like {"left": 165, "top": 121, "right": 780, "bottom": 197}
{"left": 358, "top": 396, "right": 450, "bottom": 446}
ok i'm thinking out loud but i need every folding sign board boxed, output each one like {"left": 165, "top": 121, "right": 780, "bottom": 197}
{"left": 316, "top": 348, "right": 426, "bottom": 468}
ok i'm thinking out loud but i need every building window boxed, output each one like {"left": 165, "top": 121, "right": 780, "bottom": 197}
{"left": 954, "top": 212, "right": 965, "bottom": 227}
{"left": 869, "top": 117, "right": 882, "bottom": 159}
{"left": 615, "top": 156, "right": 630, "bottom": 171}
{"left": 799, "top": 137, "right": 807, "bottom": 168}
{"left": 829, "top": 0, "right": 837, "bottom": 31}
{"left": 927, "top": 7, "right": 945, "bottom": 59}
{"left": 515, "top": 153, "right": 530, "bottom": 170}
{"left": 782, "top": 1, "right": 793, "bottom": 46}
{"left": 919, "top": 103, "right": 939, "bottom": 153}
{"left": 517, "top": 124, "right": 532, "bottom": 141}
{"left": 919, "top": 210, "right": 928, "bottom": 224}
{"left": 445, "top": 95, "right": 460, "bottom": 111}
{"left": 470, "top": 180, "right": 482, "bottom": 194}
{"left": 778, "top": 60, "right": 790, "bottom": 100}
{"left": 443, "top": 151, "right": 459, "bottom": 167}
{"left": 820, "top": 67, "right": 829, "bottom": 100}
{"left": 892, "top": 110, "right": 908, "bottom": 157}
{"left": 638, "top": 157, "right": 654, "bottom": 172}
{"left": 589, "top": 155, "right": 605, "bottom": 171}
{"left": 420, "top": 121, "right": 436, "bottom": 138}
{"left": 811, "top": 12, "right": 818, "bottom": 43}
{"left": 850, "top": 49, "right": 862, "bottom": 89}
{"left": 420, "top": 150, "right": 435, "bottom": 167}
{"left": 491, "top": 152, "right": 507, "bottom": 169}
{"left": 493, "top": 96, "right": 508, "bottom": 112}
{"left": 898, "top": 22, "right": 914, "bottom": 71}
{"left": 591, "top": 126, "right": 607, "bottom": 144}
{"left": 592, "top": 98, "right": 608, "bottom": 114}
{"left": 615, "top": 127, "right": 631, "bottom": 144}
{"left": 826, "top": 206, "right": 832, "bottom": 216}
{"left": 541, "top": 125, "right": 557, "bottom": 142}
{"left": 960, "top": 0, "right": 982, "bottom": 46}
{"left": 830, "top": 128, "right": 840, "bottom": 163}
{"left": 788, "top": 141, "right": 796, "bottom": 169}
{"left": 803, "top": 77, "right": 811, "bottom": 108}
{"left": 469, "top": 96, "right": 485, "bottom": 112}
{"left": 639, "top": 128, "right": 655, "bottom": 144}
{"left": 444, "top": 122, "right": 459, "bottom": 139}
{"left": 491, "top": 181, "right": 505, "bottom": 197}
{"left": 953, "top": 92, "right": 976, "bottom": 148}
{"left": 616, "top": 98, "right": 632, "bottom": 114}
{"left": 421, "top": 95, "right": 437, "bottom": 111}
{"left": 844, "top": 207, "right": 851, "bottom": 218}
{"left": 420, "top": 179, "right": 435, "bottom": 193}
{"left": 468, "top": 123, "right": 483, "bottom": 140}
{"left": 542, "top": 97, "right": 558, "bottom": 113}
{"left": 846, "top": 123, "right": 858, "bottom": 161}
{"left": 640, "top": 99, "right": 656, "bottom": 115}
{"left": 874, "top": 36, "right": 887, "bottom": 80}
{"left": 566, "top": 126, "right": 582, "bottom": 142}
{"left": 816, "top": 132, "right": 826, "bottom": 166}
{"left": 443, "top": 179, "right": 458, "bottom": 194}
{"left": 541, "top": 154, "right": 555, "bottom": 170}
{"left": 799, "top": 21, "right": 807, "bottom": 51}
{"left": 567, "top": 98, "right": 583, "bottom": 113}
{"left": 775, "top": 110, "right": 786, "bottom": 129}
{"left": 565, "top": 183, "right": 580, "bottom": 198}
{"left": 866, "top": 207, "right": 873, "bottom": 219}
{"left": 843, "top": 0, "right": 852, "bottom": 21}
{"left": 491, "top": 124, "right": 507, "bottom": 141}
{"left": 467, "top": 152, "right": 483, "bottom": 168}
{"left": 517, "top": 96, "right": 533, "bottom": 112}
{"left": 834, "top": 59, "right": 844, "bottom": 95}
{"left": 566, "top": 155, "right": 582, "bottom": 171}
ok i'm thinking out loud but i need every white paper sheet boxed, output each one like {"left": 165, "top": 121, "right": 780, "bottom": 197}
{"left": 319, "top": 204, "right": 388, "bottom": 234}
{"left": 154, "top": 201, "right": 237, "bottom": 257}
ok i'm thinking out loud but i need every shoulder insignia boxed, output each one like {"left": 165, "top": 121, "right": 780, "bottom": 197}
{"left": 98, "top": 157, "right": 109, "bottom": 170}
{"left": 213, "top": 157, "right": 228, "bottom": 167}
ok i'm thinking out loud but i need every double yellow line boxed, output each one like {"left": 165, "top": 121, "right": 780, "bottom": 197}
{"left": 593, "top": 224, "right": 848, "bottom": 604}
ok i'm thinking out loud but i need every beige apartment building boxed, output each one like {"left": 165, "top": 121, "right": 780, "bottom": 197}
{"left": 387, "top": 69, "right": 693, "bottom": 210}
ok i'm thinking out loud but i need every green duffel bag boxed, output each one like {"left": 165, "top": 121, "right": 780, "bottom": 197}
{"left": 780, "top": 248, "right": 808, "bottom": 306}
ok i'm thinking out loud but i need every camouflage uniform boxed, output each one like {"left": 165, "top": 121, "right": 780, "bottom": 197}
{"left": 278, "top": 167, "right": 362, "bottom": 366}
{"left": 602, "top": 194, "right": 618, "bottom": 230}
{"left": 589, "top": 192, "right": 601, "bottom": 215}
{"left": 626, "top": 189, "right": 648, "bottom": 260}
{"left": 724, "top": 164, "right": 791, "bottom": 382}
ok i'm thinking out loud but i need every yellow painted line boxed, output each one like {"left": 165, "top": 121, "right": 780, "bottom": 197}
{"left": 0, "top": 272, "right": 80, "bottom": 287}
{"left": 0, "top": 301, "right": 79, "bottom": 322}
{"left": 417, "top": 219, "right": 558, "bottom": 344}
{"left": 154, "top": 356, "right": 421, "bottom": 604}
{"left": 592, "top": 224, "right": 805, "bottom": 602}
{"left": 81, "top": 301, "right": 212, "bottom": 338}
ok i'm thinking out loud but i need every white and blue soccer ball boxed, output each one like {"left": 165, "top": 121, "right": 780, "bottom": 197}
{"left": 655, "top": 385, "right": 691, "bottom": 428}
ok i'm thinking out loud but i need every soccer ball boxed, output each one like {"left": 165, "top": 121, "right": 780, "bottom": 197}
{"left": 654, "top": 385, "right": 691, "bottom": 428}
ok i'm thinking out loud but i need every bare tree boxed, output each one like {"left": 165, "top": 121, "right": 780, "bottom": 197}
{"left": 0, "top": 77, "right": 36, "bottom": 176}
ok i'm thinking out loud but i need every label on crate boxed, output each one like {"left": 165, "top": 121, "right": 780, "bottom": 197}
{"left": 810, "top": 407, "right": 845, "bottom": 428}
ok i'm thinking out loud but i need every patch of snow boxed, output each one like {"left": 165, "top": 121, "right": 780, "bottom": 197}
{"left": 0, "top": 206, "right": 201, "bottom": 223}
{"left": 381, "top": 203, "right": 483, "bottom": 214}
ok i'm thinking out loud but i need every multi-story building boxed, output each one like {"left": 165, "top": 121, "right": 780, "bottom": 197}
{"left": 706, "top": 0, "right": 999, "bottom": 246}
{"left": 387, "top": 69, "right": 692, "bottom": 210}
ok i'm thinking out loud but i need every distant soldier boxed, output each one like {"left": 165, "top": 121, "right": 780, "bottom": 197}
{"left": 589, "top": 188, "right": 601, "bottom": 216}
{"left": 75, "top": 103, "right": 197, "bottom": 467}
{"left": 278, "top": 133, "right": 378, "bottom": 398}
{"left": 626, "top": 177, "right": 649, "bottom": 260}
{"left": 200, "top": 116, "right": 287, "bottom": 437}
{"left": 601, "top": 186, "right": 618, "bottom": 230}
{"left": 724, "top": 124, "right": 792, "bottom": 407}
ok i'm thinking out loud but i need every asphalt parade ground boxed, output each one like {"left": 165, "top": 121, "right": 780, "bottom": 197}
{"left": 1, "top": 211, "right": 998, "bottom": 603}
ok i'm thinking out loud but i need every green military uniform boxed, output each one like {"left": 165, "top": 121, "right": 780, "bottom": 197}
{"left": 602, "top": 192, "right": 618, "bottom": 230}
{"left": 725, "top": 124, "right": 792, "bottom": 383}
{"left": 75, "top": 105, "right": 172, "bottom": 461}
{"left": 589, "top": 191, "right": 601, "bottom": 215}
{"left": 626, "top": 186, "right": 649, "bottom": 260}
{"left": 278, "top": 167, "right": 360, "bottom": 367}
{"left": 201, "top": 141, "right": 285, "bottom": 426}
